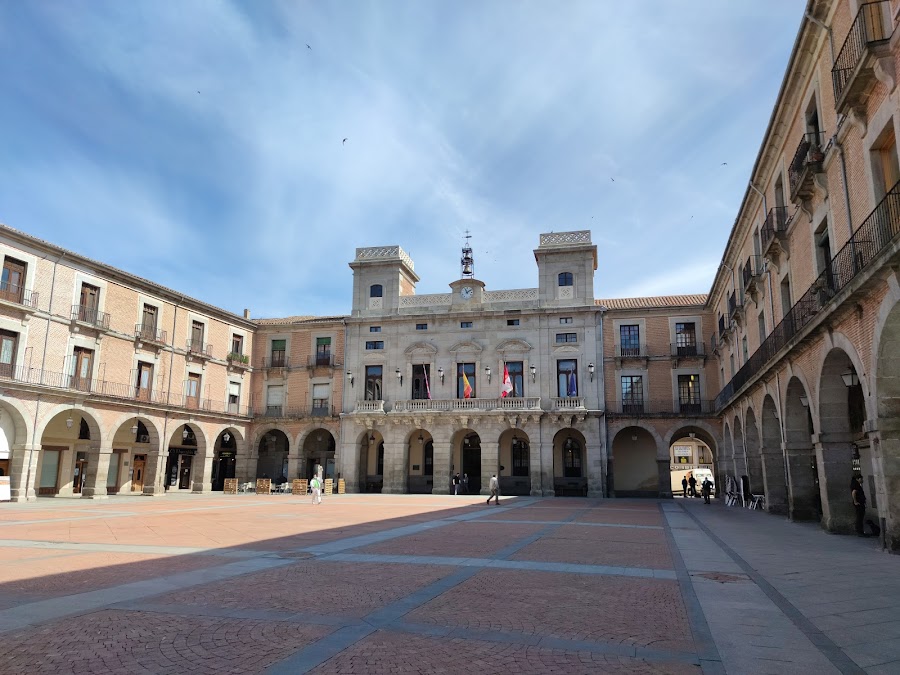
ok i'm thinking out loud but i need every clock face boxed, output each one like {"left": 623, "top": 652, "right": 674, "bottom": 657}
{"left": 460, "top": 286, "right": 474, "bottom": 300}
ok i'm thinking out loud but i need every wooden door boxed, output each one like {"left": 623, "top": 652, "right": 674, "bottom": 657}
{"left": 132, "top": 455, "right": 146, "bottom": 492}
{"left": 185, "top": 373, "right": 201, "bottom": 409}
{"left": 73, "top": 456, "right": 88, "bottom": 494}
{"left": 179, "top": 455, "right": 192, "bottom": 490}
{"left": 0, "top": 258, "right": 25, "bottom": 303}
{"left": 135, "top": 362, "right": 152, "bottom": 401}
{"left": 72, "top": 347, "right": 93, "bottom": 391}
{"left": 0, "top": 330, "right": 17, "bottom": 378}
{"left": 79, "top": 283, "right": 99, "bottom": 323}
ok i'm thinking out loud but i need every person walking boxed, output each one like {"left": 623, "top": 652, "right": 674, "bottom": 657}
{"left": 462, "top": 473, "right": 469, "bottom": 494}
{"left": 310, "top": 475, "right": 322, "bottom": 505}
{"left": 852, "top": 475, "right": 867, "bottom": 536}
{"left": 681, "top": 476, "right": 688, "bottom": 498}
{"left": 687, "top": 472, "right": 697, "bottom": 498}
{"left": 487, "top": 474, "right": 500, "bottom": 505}
{"left": 452, "top": 473, "right": 460, "bottom": 495}
{"left": 701, "top": 477, "right": 712, "bottom": 504}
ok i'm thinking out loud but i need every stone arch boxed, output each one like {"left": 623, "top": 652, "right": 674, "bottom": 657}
{"left": 109, "top": 413, "right": 161, "bottom": 447}
{"left": 498, "top": 427, "right": 531, "bottom": 496}
{"left": 784, "top": 376, "right": 819, "bottom": 521}
{"left": 300, "top": 427, "right": 337, "bottom": 484}
{"left": 163, "top": 422, "right": 208, "bottom": 492}
{"left": 450, "top": 428, "right": 482, "bottom": 494}
{"left": 551, "top": 427, "right": 588, "bottom": 497}
{"left": 407, "top": 428, "right": 435, "bottom": 494}
{"left": 611, "top": 426, "right": 660, "bottom": 497}
{"left": 760, "top": 394, "right": 788, "bottom": 514}
{"left": 254, "top": 428, "right": 289, "bottom": 483}
{"left": 34, "top": 407, "right": 104, "bottom": 498}
{"left": 35, "top": 405, "right": 102, "bottom": 447}
{"left": 0, "top": 398, "right": 34, "bottom": 501}
{"left": 874, "top": 289, "right": 900, "bottom": 549}
{"left": 814, "top": 331, "right": 874, "bottom": 422}
{"left": 667, "top": 424, "right": 718, "bottom": 499}
{"left": 744, "top": 407, "right": 763, "bottom": 495}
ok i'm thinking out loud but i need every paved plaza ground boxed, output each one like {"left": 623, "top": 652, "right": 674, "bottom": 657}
{"left": 0, "top": 492, "right": 897, "bottom": 674}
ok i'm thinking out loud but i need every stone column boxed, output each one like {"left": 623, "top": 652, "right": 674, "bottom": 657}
{"left": 192, "top": 448, "right": 214, "bottom": 494}
{"left": 57, "top": 446, "right": 75, "bottom": 497}
{"left": 9, "top": 443, "right": 37, "bottom": 502}
{"left": 82, "top": 443, "right": 112, "bottom": 499}
{"left": 431, "top": 427, "right": 452, "bottom": 495}
{"left": 814, "top": 434, "right": 856, "bottom": 533}
{"left": 382, "top": 440, "right": 408, "bottom": 494}
{"left": 746, "top": 450, "right": 764, "bottom": 496}
{"left": 480, "top": 440, "right": 499, "bottom": 497}
{"left": 657, "top": 459, "right": 673, "bottom": 499}
{"left": 760, "top": 448, "right": 789, "bottom": 515}
{"left": 234, "top": 440, "right": 252, "bottom": 483}
{"left": 784, "top": 441, "right": 818, "bottom": 521}
{"left": 287, "top": 442, "right": 302, "bottom": 482}
{"left": 872, "top": 424, "right": 900, "bottom": 550}
{"left": 142, "top": 448, "right": 168, "bottom": 496}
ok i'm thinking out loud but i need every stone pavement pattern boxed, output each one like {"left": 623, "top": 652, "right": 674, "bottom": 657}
{"left": 0, "top": 493, "right": 896, "bottom": 673}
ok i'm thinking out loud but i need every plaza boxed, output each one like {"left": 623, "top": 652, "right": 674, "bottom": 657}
{"left": 0, "top": 493, "right": 897, "bottom": 674}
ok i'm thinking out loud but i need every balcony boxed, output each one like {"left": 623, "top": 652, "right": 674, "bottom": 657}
{"left": 832, "top": 1, "right": 892, "bottom": 115}
{"left": 670, "top": 342, "right": 706, "bottom": 367}
{"left": 134, "top": 323, "right": 167, "bottom": 347}
{"left": 226, "top": 352, "right": 251, "bottom": 369}
{"left": 718, "top": 314, "right": 733, "bottom": 345}
{"left": 728, "top": 291, "right": 744, "bottom": 326}
{"left": 552, "top": 396, "right": 585, "bottom": 410}
{"left": 307, "top": 353, "right": 339, "bottom": 369}
{"left": 258, "top": 405, "right": 284, "bottom": 418}
{"left": 614, "top": 343, "right": 648, "bottom": 366}
{"left": 607, "top": 399, "right": 716, "bottom": 417}
{"left": 310, "top": 403, "right": 336, "bottom": 417}
{"left": 391, "top": 397, "right": 542, "bottom": 413}
{"left": 0, "top": 283, "right": 38, "bottom": 313}
{"left": 260, "top": 355, "right": 290, "bottom": 370}
{"left": 186, "top": 339, "right": 213, "bottom": 360}
{"left": 788, "top": 131, "right": 827, "bottom": 204}
{"left": 355, "top": 400, "right": 385, "bottom": 413}
{"left": 71, "top": 304, "right": 110, "bottom": 330}
{"left": 761, "top": 206, "right": 792, "bottom": 269}
{"left": 716, "top": 178, "right": 900, "bottom": 411}
{"left": 741, "top": 255, "right": 764, "bottom": 302}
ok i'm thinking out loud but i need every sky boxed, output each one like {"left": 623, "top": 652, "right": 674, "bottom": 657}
{"left": 0, "top": 0, "right": 806, "bottom": 319}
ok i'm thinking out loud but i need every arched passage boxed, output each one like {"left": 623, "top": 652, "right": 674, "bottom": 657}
{"left": 552, "top": 428, "right": 587, "bottom": 497}
{"left": 499, "top": 428, "right": 531, "bottom": 496}
{"left": 302, "top": 428, "right": 336, "bottom": 483}
{"left": 407, "top": 429, "right": 434, "bottom": 494}
{"left": 667, "top": 426, "right": 716, "bottom": 499}
{"left": 211, "top": 429, "right": 238, "bottom": 491}
{"left": 744, "top": 408, "right": 763, "bottom": 496}
{"left": 875, "top": 297, "right": 900, "bottom": 549}
{"left": 760, "top": 395, "right": 788, "bottom": 514}
{"left": 611, "top": 426, "right": 659, "bottom": 497}
{"left": 255, "top": 428, "right": 289, "bottom": 485}
{"left": 785, "top": 377, "right": 819, "bottom": 521}
{"left": 166, "top": 423, "right": 207, "bottom": 491}
{"left": 359, "top": 430, "right": 384, "bottom": 493}
{"left": 37, "top": 409, "right": 102, "bottom": 497}
{"left": 451, "top": 430, "right": 481, "bottom": 495}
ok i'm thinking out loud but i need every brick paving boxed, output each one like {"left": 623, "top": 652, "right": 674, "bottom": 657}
{"left": 0, "top": 493, "right": 896, "bottom": 673}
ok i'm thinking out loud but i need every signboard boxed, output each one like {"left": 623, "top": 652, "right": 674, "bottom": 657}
{"left": 674, "top": 446, "right": 692, "bottom": 458}
{"left": 0, "top": 476, "right": 10, "bottom": 501}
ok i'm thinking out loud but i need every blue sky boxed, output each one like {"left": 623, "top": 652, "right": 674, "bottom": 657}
{"left": 0, "top": 1, "right": 805, "bottom": 318}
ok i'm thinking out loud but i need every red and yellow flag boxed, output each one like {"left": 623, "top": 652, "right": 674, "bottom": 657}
{"left": 462, "top": 371, "right": 473, "bottom": 399}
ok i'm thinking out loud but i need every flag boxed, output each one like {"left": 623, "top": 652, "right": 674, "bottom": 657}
{"left": 462, "top": 371, "right": 473, "bottom": 399}
{"left": 567, "top": 371, "right": 577, "bottom": 397}
{"left": 500, "top": 364, "right": 513, "bottom": 398}
{"left": 423, "top": 367, "right": 432, "bottom": 400}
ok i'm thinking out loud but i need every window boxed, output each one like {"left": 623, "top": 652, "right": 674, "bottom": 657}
{"left": 135, "top": 361, "right": 153, "bottom": 401}
{"left": 506, "top": 361, "right": 524, "bottom": 397}
{"left": 742, "top": 336, "right": 749, "bottom": 364}
{"left": 412, "top": 364, "right": 431, "bottom": 400}
{"left": 457, "top": 362, "right": 476, "bottom": 399}
{"left": 365, "top": 341, "right": 384, "bottom": 350}
{"left": 0, "top": 257, "right": 26, "bottom": 304}
{"left": 316, "top": 337, "right": 331, "bottom": 366}
{"left": 556, "top": 333, "right": 577, "bottom": 343}
{"left": 365, "top": 366, "right": 383, "bottom": 400}
{"left": 0, "top": 329, "right": 18, "bottom": 377}
{"left": 70, "top": 346, "right": 93, "bottom": 392}
{"left": 557, "top": 359, "right": 578, "bottom": 397}
{"left": 815, "top": 219, "right": 833, "bottom": 288}
{"left": 697, "top": 446, "right": 712, "bottom": 464}
{"left": 673, "top": 445, "right": 692, "bottom": 464}
{"left": 507, "top": 319, "right": 519, "bottom": 326}
{"left": 185, "top": 372, "right": 201, "bottom": 409}
{"left": 269, "top": 339, "right": 286, "bottom": 368}
{"left": 460, "top": 321, "right": 473, "bottom": 328}
{"left": 678, "top": 374, "right": 701, "bottom": 414}
{"left": 265, "top": 384, "right": 283, "bottom": 416}
{"left": 872, "top": 123, "right": 900, "bottom": 200}
{"left": 423, "top": 441, "right": 434, "bottom": 476}
{"left": 312, "top": 383, "right": 330, "bottom": 415}
{"left": 512, "top": 438, "right": 529, "bottom": 477}
{"left": 191, "top": 320, "right": 205, "bottom": 350}
{"left": 559, "top": 317, "right": 573, "bottom": 324}
{"left": 369, "top": 326, "right": 381, "bottom": 332}
{"left": 231, "top": 333, "right": 243, "bottom": 356}
{"left": 77, "top": 283, "right": 100, "bottom": 323}
{"left": 416, "top": 323, "right": 427, "bottom": 330}
{"left": 369, "top": 284, "right": 383, "bottom": 298}
{"left": 729, "top": 353, "right": 735, "bottom": 379}
{"left": 619, "top": 325, "right": 640, "bottom": 357}
{"left": 675, "top": 323, "right": 697, "bottom": 355}
{"left": 141, "top": 304, "right": 158, "bottom": 336}
{"left": 563, "top": 438, "right": 582, "bottom": 478}
{"left": 757, "top": 312, "right": 766, "bottom": 344}
{"left": 558, "top": 272, "right": 573, "bottom": 286}
{"left": 780, "top": 276, "right": 792, "bottom": 321}
{"left": 621, "top": 375, "right": 643, "bottom": 413}
{"left": 228, "top": 382, "right": 240, "bottom": 414}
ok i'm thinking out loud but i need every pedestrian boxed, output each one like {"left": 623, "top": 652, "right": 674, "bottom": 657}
{"left": 701, "top": 477, "right": 712, "bottom": 504}
{"left": 487, "top": 474, "right": 500, "bottom": 505}
{"left": 310, "top": 475, "right": 322, "bottom": 505}
{"left": 452, "top": 472, "right": 460, "bottom": 495}
{"left": 851, "top": 475, "right": 867, "bottom": 536}
{"left": 462, "top": 473, "right": 469, "bottom": 494}
{"left": 681, "top": 476, "right": 688, "bottom": 498}
{"left": 688, "top": 472, "right": 697, "bottom": 498}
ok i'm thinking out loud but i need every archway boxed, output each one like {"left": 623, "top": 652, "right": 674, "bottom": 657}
{"left": 302, "top": 428, "right": 336, "bottom": 483}
{"left": 37, "top": 409, "right": 102, "bottom": 497}
{"left": 817, "top": 348, "right": 864, "bottom": 533}
{"left": 255, "top": 428, "right": 289, "bottom": 484}
{"left": 212, "top": 429, "right": 238, "bottom": 491}
{"left": 760, "top": 395, "right": 788, "bottom": 514}
{"left": 552, "top": 428, "right": 588, "bottom": 496}
{"left": 785, "top": 377, "right": 819, "bottom": 521}
{"left": 407, "top": 429, "right": 434, "bottom": 494}
{"left": 611, "top": 426, "right": 658, "bottom": 497}
{"left": 166, "top": 423, "right": 206, "bottom": 491}
{"left": 499, "top": 428, "right": 531, "bottom": 496}
{"left": 667, "top": 426, "right": 716, "bottom": 499}
{"left": 359, "top": 430, "right": 384, "bottom": 492}
{"left": 744, "top": 408, "right": 763, "bottom": 496}
{"left": 875, "top": 297, "right": 900, "bottom": 549}
{"left": 451, "top": 430, "right": 481, "bottom": 495}
{"left": 0, "top": 399, "right": 32, "bottom": 501}
{"left": 732, "top": 415, "right": 748, "bottom": 498}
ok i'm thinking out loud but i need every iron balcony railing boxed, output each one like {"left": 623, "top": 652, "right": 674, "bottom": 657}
{"left": 186, "top": 340, "right": 213, "bottom": 358}
{"left": 261, "top": 354, "right": 290, "bottom": 369}
{"left": 761, "top": 206, "right": 791, "bottom": 253}
{"left": 0, "top": 364, "right": 251, "bottom": 416}
{"left": 728, "top": 291, "right": 742, "bottom": 317}
{"left": 615, "top": 343, "right": 647, "bottom": 358}
{"left": 0, "top": 282, "right": 38, "bottom": 309}
{"left": 258, "top": 405, "right": 284, "bottom": 418}
{"left": 72, "top": 304, "right": 110, "bottom": 329}
{"left": 742, "top": 255, "right": 764, "bottom": 290}
{"left": 788, "top": 131, "right": 826, "bottom": 199}
{"left": 718, "top": 315, "right": 727, "bottom": 338}
{"left": 134, "top": 323, "right": 167, "bottom": 344}
{"left": 607, "top": 399, "right": 716, "bottom": 416}
{"left": 716, "top": 178, "right": 900, "bottom": 410}
{"left": 308, "top": 353, "right": 338, "bottom": 368}
{"left": 832, "top": 1, "right": 891, "bottom": 106}
{"left": 670, "top": 342, "right": 705, "bottom": 358}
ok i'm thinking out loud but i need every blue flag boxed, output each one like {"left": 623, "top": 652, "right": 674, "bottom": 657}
{"left": 568, "top": 371, "right": 577, "bottom": 396}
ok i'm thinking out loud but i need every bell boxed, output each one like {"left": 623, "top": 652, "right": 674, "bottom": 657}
{"left": 462, "top": 262, "right": 472, "bottom": 275}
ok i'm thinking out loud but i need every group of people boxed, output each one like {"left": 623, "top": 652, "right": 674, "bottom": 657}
{"left": 451, "top": 472, "right": 501, "bottom": 505}
{"left": 682, "top": 472, "right": 712, "bottom": 504}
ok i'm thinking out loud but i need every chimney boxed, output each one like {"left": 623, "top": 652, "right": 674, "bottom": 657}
{"left": 243, "top": 308, "right": 251, "bottom": 319}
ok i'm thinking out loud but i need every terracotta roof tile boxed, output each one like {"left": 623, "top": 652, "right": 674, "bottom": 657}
{"left": 596, "top": 294, "right": 708, "bottom": 310}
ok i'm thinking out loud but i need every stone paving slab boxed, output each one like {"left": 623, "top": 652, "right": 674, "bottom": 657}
{"left": 354, "top": 520, "right": 546, "bottom": 557}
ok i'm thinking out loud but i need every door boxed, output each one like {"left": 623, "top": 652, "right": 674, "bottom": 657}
{"left": 0, "top": 258, "right": 25, "bottom": 304}
{"left": 462, "top": 435, "right": 482, "bottom": 494}
{"left": 0, "top": 330, "right": 18, "bottom": 378}
{"left": 71, "top": 347, "right": 93, "bottom": 391}
{"left": 132, "top": 454, "right": 146, "bottom": 492}
{"left": 185, "top": 373, "right": 201, "bottom": 409}
{"left": 141, "top": 304, "right": 157, "bottom": 339}
{"left": 79, "top": 283, "right": 99, "bottom": 323}
{"left": 179, "top": 455, "right": 193, "bottom": 490}
{"left": 135, "top": 362, "right": 152, "bottom": 401}
{"left": 73, "top": 453, "right": 88, "bottom": 494}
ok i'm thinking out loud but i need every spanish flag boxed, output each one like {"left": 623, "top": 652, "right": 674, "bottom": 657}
{"left": 462, "top": 371, "right": 473, "bottom": 399}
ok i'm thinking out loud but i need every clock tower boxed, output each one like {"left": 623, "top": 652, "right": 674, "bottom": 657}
{"left": 450, "top": 232, "right": 484, "bottom": 306}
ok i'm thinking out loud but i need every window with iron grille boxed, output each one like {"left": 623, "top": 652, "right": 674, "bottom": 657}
{"left": 365, "top": 366, "right": 382, "bottom": 401}
{"left": 620, "top": 325, "right": 640, "bottom": 356}
{"left": 621, "top": 375, "right": 643, "bottom": 413}
{"left": 512, "top": 439, "right": 529, "bottom": 477}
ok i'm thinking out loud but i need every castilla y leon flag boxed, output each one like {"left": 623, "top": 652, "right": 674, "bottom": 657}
{"left": 423, "top": 367, "right": 432, "bottom": 400}
{"left": 500, "top": 364, "right": 513, "bottom": 398}
{"left": 462, "top": 371, "right": 473, "bottom": 399}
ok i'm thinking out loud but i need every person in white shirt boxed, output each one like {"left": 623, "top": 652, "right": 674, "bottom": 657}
{"left": 310, "top": 475, "right": 322, "bottom": 505}
{"left": 487, "top": 474, "right": 500, "bottom": 505}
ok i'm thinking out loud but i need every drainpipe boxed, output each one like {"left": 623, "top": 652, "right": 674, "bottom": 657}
{"left": 40, "top": 252, "right": 65, "bottom": 376}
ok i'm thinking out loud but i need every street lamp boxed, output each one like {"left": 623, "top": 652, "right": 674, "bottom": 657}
{"left": 485, "top": 365, "right": 491, "bottom": 383}
{"left": 588, "top": 363, "right": 594, "bottom": 381}
{"left": 346, "top": 370, "right": 354, "bottom": 387}
{"left": 529, "top": 364, "right": 536, "bottom": 382}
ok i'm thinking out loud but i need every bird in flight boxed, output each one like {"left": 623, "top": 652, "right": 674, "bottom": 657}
{"left": 342, "top": 138, "right": 348, "bottom": 145}
{"left": 721, "top": 162, "right": 728, "bottom": 166}
{"left": 610, "top": 177, "right": 615, "bottom": 182}
{"left": 306, "top": 44, "right": 311, "bottom": 49}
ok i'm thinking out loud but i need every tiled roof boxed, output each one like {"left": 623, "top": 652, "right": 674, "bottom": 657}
{"left": 596, "top": 294, "right": 708, "bottom": 310}
{"left": 253, "top": 315, "right": 347, "bottom": 326}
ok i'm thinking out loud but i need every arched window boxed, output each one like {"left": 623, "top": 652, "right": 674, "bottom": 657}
{"left": 563, "top": 437, "right": 582, "bottom": 477}
{"left": 370, "top": 284, "right": 383, "bottom": 298}
{"left": 558, "top": 272, "right": 573, "bottom": 287}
